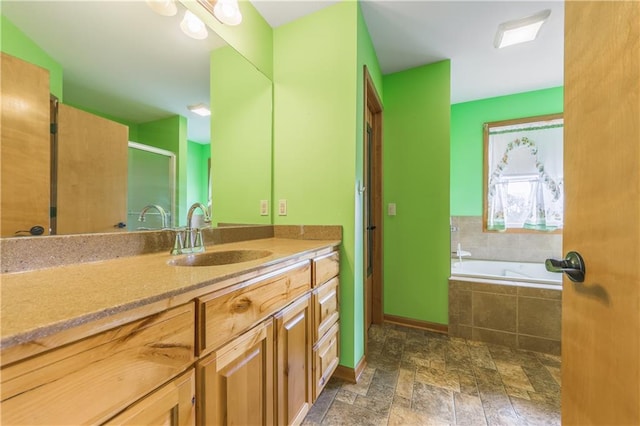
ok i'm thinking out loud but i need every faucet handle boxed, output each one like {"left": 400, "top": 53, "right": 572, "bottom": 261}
{"left": 193, "top": 228, "right": 203, "bottom": 249}
{"left": 171, "top": 230, "right": 184, "bottom": 255}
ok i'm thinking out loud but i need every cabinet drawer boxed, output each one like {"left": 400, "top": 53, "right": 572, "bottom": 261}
{"left": 105, "top": 369, "right": 195, "bottom": 426}
{"left": 312, "top": 277, "right": 339, "bottom": 343}
{"left": 312, "top": 322, "right": 339, "bottom": 402}
{"left": 313, "top": 252, "right": 339, "bottom": 287}
{"left": 0, "top": 303, "right": 195, "bottom": 425}
{"left": 198, "top": 261, "right": 311, "bottom": 355}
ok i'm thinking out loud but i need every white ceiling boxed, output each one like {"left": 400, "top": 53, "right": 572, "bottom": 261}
{"left": 255, "top": 0, "right": 564, "bottom": 103}
{"left": 3, "top": 0, "right": 563, "bottom": 143}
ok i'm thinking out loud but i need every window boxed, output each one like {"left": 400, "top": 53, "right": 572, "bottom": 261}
{"left": 483, "top": 114, "right": 563, "bottom": 232}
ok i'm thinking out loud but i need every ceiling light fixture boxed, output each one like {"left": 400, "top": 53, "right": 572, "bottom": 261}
{"left": 213, "top": 0, "right": 242, "bottom": 26}
{"left": 188, "top": 103, "right": 211, "bottom": 116}
{"left": 494, "top": 9, "right": 551, "bottom": 49}
{"left": 180, "top": 10, "right": 208, "bottom": 40}
{"left": 145, "top": 0, "right": 177, "bottom": 17}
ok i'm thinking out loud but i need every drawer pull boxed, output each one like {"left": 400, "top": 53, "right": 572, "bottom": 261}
{"left": 231, "top": 297, "right": 252, "bottom": 313}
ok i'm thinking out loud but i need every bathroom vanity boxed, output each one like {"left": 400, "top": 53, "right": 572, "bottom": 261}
{"left": 0, "top": 237, "right": 340, "bottom": 425}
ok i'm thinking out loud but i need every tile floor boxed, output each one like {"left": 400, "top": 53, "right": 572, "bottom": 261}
{"left": 303, "top": 323, "right": 561, "bottom": 425}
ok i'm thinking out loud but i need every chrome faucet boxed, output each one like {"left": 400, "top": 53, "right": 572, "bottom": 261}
{"left": 171, "top": 202, "right": 211, "bottom": 255}
{"left": 138, "top": 204, "right": 168, "bottom": 229}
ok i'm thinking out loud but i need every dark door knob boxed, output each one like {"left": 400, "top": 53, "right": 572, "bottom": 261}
{"left": 545, "top": 251, "right": 586, "bottom": 282}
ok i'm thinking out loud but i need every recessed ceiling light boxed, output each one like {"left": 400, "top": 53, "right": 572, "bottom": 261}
{"left": 188, "top": 104, "right": 211, "bottom": 116}
{"left": 494, "top": 9, "right": 551, "bottom": 49}
{"left": 180, "top": 10, "right": 208, "bottom": 40}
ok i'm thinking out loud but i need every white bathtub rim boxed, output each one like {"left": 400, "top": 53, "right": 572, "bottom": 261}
{"left": 449, "top": 275, "right": 562, "bottom": 290}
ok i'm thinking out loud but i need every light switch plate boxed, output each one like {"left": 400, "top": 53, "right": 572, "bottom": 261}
{"left": 388, "top": 203, "right": 397, "bottom": 216}
{"left": 260, "top": 200, "right": 269, "bottom": 216}
{"left": 278, "top": 199, "right": 287, "bottom": 216}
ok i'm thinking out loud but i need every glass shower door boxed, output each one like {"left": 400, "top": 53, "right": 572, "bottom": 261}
{"left": 127, "top": 142, "right": 176, "bottom": 230}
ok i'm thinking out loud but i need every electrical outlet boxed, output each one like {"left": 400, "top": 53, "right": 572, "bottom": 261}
{"left": 388, "top": 203, "right": 397, "bottom": 216}
{"left": 260, "top": 200, "right": 269, "bottom": 216}
{"left": 278, "top": 199, "right": 287, "bottom": 216}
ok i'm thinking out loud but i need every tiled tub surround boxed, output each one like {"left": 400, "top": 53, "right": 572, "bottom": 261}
{"left": 450, "top": 216, "right": 562, "bottom": 263}
{"left": 449, "top": 279, "right": 561, "bottom": 355}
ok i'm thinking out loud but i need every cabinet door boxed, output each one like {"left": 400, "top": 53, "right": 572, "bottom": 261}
{"left": 197, "top": 319, "right": 274, "bottom": 425}
{"left": 275, "top": 294, "right": 312, "bottom": 426}
{"left": 56, "top": 103, "right": 128, "bottom": 234}
{"left": 104, "top": 370, "right": 195, "bottom": 426}
{"left": 0, "top": 53, "right": 51, "bottom": 236}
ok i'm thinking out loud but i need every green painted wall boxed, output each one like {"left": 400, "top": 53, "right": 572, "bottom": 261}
{"left": 187, "top": 141, "right": 211, "bottom": 209}
{"left": 181, "top": 0, "right": 272, "bottom": 79}
{"left": 451, "top": 87, "right": 564, "bottom": 216}
{"left": 355, "top": 2, "right": 383, "bottom": 362}
{"left": 273, "top": 1, "right": 363, "bottom": 368}
{"left": 1, "top": 15, "right": 63, "bottom": 100}
{"left": 137, "top": 116, "right": 189, "bottom": 226}
{"left": 383, "top": 61, "right": 451, "bottom": 325}
{"left": 210, "top": 46, "right": 272, "bottom": 225}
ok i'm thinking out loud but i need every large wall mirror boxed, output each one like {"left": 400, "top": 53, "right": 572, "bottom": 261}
{"left": 483, "top": 113, "right": 564, "bottom": 233}
{"left": 1, "top": 0, "right": 273, "bottom": 238}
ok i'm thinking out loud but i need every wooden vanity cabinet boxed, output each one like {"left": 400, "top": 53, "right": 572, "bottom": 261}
{"left": 0, "top": 247, "right": 340, "bottom": 426}
{"left": 0, "top": 303, "right": 195, "bottom": 425}
{"left": 197, "top": 318, "right": 275, "bottom": 425}
{"left": 275, "top": 294, "right": 313, "bottom": 426}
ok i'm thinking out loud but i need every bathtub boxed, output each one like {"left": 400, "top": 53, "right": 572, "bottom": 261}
{"left": 450, "top": 258, "right": 562, "bottom": 289}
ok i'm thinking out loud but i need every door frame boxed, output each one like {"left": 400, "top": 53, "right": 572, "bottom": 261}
{"left": 363, "top": 66, "right": 384, "bottom": 347}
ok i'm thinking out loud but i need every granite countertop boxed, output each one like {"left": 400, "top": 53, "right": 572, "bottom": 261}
{"left": 1, "top": 237, "right": 340, "bottom": 350}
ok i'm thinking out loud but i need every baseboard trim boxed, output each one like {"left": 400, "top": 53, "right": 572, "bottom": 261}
{"left": 384, "top": 314, "right": 449, "bottom": 335}
{"left": 333, "top": 355, "right": 367, "bottom": 384}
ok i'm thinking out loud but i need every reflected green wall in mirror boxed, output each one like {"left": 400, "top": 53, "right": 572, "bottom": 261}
{"left": 0, "top": 15, "right": 63, "bottom": 100}
{"left": 210, "top": 46, "right": 272, "bottom": 225}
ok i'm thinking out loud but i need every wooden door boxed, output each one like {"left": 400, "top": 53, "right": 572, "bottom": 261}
{"left": 363, "top": 67, "right": 384, "bottom": 335}
{"left": 0, "top": 53, "right": 50, "bottom": 237}
{"left": 104, "top": 370, "right": 195, "bottom": 426}
{"left": 56, "top": 104, "right": 128, "bottom": 234}
{"left": 562, "top": 2, "right": 639, "bottom": 424}
{"left": 197, "top": 319, "right": 274, "bottom": 425}
{"left": 275, "top": 294, "right": 312, "bottom": 426}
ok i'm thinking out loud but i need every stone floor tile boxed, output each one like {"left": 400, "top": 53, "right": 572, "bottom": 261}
{"left": 395, "top": 368, "right": 415, "bottom": 400}
{"left": 389, "top": 403, "right": 449, "bottom": 426}
{"left": 454, "top": 392, "right": 487, "bottom": 426}
{"left": 510, "top": 395, "right": 561, "bottom": 425}
{"left": 458, "top": 372, "right": 480, "bottom": 397}
{"left": 321, "top": 400, "right": 388, "bottom": 426}
{"left": 341, "top": 365, "right": 375, "bottom": 396}
{"left": 304, "top": 324, "right": 560, "bottom": 426}
{"left": 494, "top": 361, "right": 536, "bottom": 392}
{"left": 335, "top": 388, "right": 358, "bottom": 404}
{"left": 544, "top": 365, "right": 561, "bottom": 386}
{"left": 372, "top": 367, "right": 400, "bottom": 389}
{"left": 411, "top": 382, "right": 455, "bottom": 424}
{"left": 353, "top": 381, "right": 395, "bottom": 416}
{"left": 479, "top": 390, "right": 523, "bottom": 426}
{"left": 415, "top": 366, "right": 461, "bottom": 393}
{"left": 468, "top": 343, "right": 497, "bottom": 370}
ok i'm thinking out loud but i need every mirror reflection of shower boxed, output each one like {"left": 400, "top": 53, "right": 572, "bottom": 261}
{"left": 127, "top": 142, "right": 176, "bottom": 231}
